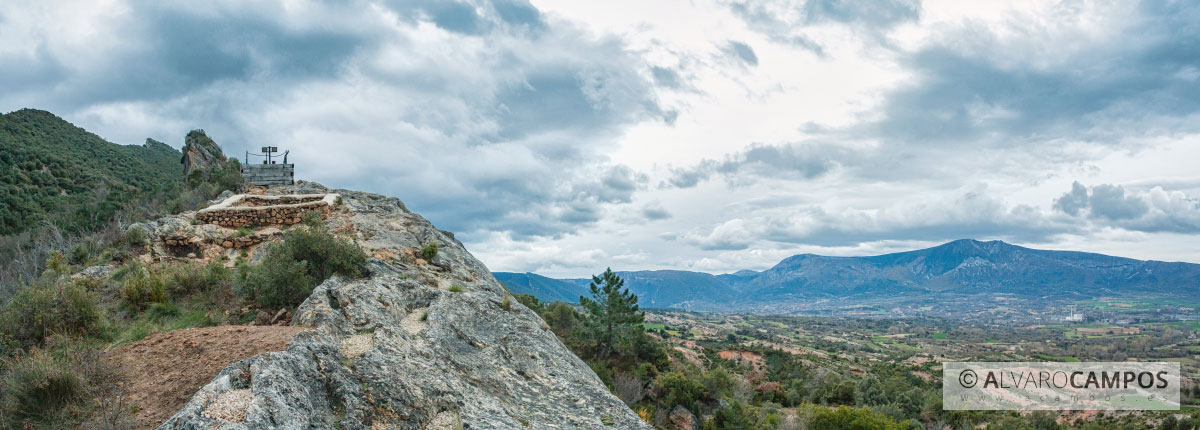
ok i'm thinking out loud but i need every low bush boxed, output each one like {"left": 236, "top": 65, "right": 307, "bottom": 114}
{"left": 241, "top": 222, "right": 366, "bottom": 308}
{"left": 513, "top": 293, "right": 543, "bottom": 314}
{"left": 120, "top": 267, "right": 168, "bottom": 311}
{"left": 420, "top": 242, "right": 438, "bottom": 261}
{"left": 69, "top": 244, "right": 89, "bottom": 265}
{"left": 144, "top": 302, "right": 181, "bottom": 323}
{"left": 808, "top": 405, "right": 910, "bottom": 430}
{"left": 0, "top": 281, "right": 107, "bottom": 351}
{"left": 653, "top": 370, "right": 707, "bottom": 414}
{"left": 166, "top": 261, "right": 233, "bottom": 298}
{"left": 0, "top": 338, "right": 134, "bottom": 428}
{"left": 123, "top": 226, "right": 148, "bottom": 248}
{"left": 0, "top": 347, "right": 85, "bottom": 424}
{"left": 45, "top": 250, "right": 69, "bottom": 276}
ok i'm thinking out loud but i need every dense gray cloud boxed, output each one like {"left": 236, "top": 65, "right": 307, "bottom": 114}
{"left": 3, "top": 0, "right": 1200, "bottom": 274}
{"left": 868, "top": 1, "right": 1200, "bottom": 148}
{"left": 665, "top": 141, "right": 850, "bottom": 188}
{"left": 0, "top": 0, "right": 668, "bottom": 242}
{"left": 683, "top": 186, "right": 1070, "bottom": 249}
{"left": 729, "top": 0, "right": 921, "bottom": 54}
{"left": 801, "top": 0, "right": 920, "bottom": 27}
{"left": 1054, "top": 182, "right": 1200, "bottom": 233}
{"left": 640, "top": 202, "right": 672, "bottom": 221}
{"left": 667, "top": 1, "right": 1200, "bottom": 207}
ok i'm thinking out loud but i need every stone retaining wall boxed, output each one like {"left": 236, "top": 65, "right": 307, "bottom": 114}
{"left": 196, "top": 193, "right": 339, "bottom": 227}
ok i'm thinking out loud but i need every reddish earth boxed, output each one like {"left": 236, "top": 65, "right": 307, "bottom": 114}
{"left": 717, "top": 349, "right": 764, "bottom": 364}
{"left": 108, "top": 325, "right": 307, "bottom": 429}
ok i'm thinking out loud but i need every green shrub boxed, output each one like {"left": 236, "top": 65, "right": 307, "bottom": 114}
{"left": 45, "top": 250, "right": 69, "bottom": 275}
{"left": 166, "top": 262, "right": 233, "bottom": 297}
{"left": 653, "top": 371, "right": 706, "bottom": 413}
{"left": 448, "top": 284, "right": 465, "bottom": 293}
{"left": 124, "top": 226, "right": 148, "bottom": 248}
{"left": 0, "top": 338, "right": 136, "bottom": 427}
{"left": 242, "top": 257, "right": 311, "bottom": 309}
{"left": 120, "top": 267, "right": 168, "bottom": 311}
{"left": 236, "top": 227, "right": 253, "bottom": 237}
{"left": 501, "top": 295, "right": 512, "bottom": 311}
{"left": 69, "top": 244, "right": 89, "bottom": 265}
{"left": 145, "top": 302, "right": 181, "bottom": 323}
{"left": 513, "top": 293, "right": 543, "bottom": 314}
{"left": 420, "top": 242, "right": 438, "bottom": 261}
{"left": 808, "top": 406, "right": 909, "bottom": 430}
{"left": 703, "top": 399, "right": 759, "bottom": 430}
{"left": 241, "top": 223, "right": 367, "bottom": 308}
{"left": 0, "top": 347, "right": 85, "bottom": 424}
{"left": 301, "top": 211, "right": 324, "bottom": 228}
{"left": 0, "top": 281, "right": 107, "bottom": 351}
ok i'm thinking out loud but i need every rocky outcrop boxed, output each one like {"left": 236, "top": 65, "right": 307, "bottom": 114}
{"left": 180, "top": 129, "right": 227, "bottom": 176}
{"left": 158, "top": 182, "right": 650, "bottom": 429}
{"left": 668, "top": 405, "right": 698, "bottom": 430}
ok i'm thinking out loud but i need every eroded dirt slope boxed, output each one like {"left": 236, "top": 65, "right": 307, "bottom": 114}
{"left": 109, "top": 325, "right": 306, "bottom": 429}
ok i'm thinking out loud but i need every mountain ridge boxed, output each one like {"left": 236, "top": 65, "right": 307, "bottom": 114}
{"left": 496, "top": 239, "right": 1200, "bottom": 314}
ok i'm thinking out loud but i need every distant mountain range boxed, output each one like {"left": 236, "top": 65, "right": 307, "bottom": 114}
{"left": 494, "top": 239, "right": 1200, "bottom": 314}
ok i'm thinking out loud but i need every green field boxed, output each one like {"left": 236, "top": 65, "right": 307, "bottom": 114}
{"left": 1075, "top": 298, "right": 1199, "bottom": 312}
{"left": 1160, "top": 357, "right": 1199, "bottom": 365}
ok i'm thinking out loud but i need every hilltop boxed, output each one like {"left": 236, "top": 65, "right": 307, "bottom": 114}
{"left": 0, "top": 109, "right": 182, "bottom": 235}
{"left": 130, "top": 183, "right": 645, "bottom": 428}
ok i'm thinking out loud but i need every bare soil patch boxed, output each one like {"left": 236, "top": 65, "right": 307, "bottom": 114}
{"left": 108, "top": 325, "right": 306, "bottom": 429}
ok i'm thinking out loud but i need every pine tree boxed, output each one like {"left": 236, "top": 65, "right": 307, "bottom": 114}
{"left": 579, "top": 268, "right": 643, "bottom": 359}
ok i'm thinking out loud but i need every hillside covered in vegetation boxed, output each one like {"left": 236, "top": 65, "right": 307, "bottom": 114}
{"left": 0, "top": 109, "right": 181, "bottom": 235}
{"left": 0, "top": 109, "right": 241, "bottom": 293}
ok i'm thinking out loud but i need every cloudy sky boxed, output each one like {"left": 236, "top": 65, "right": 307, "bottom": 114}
{"left": 3, "top": 0, "right": 1199, "bottom": 276}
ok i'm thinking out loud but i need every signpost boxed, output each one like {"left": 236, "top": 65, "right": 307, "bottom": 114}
{"left": 261, "top": 146, "right": 278, "bottom": 164}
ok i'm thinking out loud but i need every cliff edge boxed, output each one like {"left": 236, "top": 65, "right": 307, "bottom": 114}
{"left": 154, "top": 182, "right": 648, "bottom": 429}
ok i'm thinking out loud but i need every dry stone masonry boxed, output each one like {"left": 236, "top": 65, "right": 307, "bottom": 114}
{"left": 196, "top": 193, "right": 339, "bottom": 227}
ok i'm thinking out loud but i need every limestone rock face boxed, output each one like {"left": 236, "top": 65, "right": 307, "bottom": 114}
{"left": 180, "top": 130, "right": 227, "bottom": 176}
{"left": 158, "top": 182, "right": 650, "bottom": 429}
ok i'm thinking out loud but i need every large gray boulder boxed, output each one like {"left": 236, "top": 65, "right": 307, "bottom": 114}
{"left": 159, "top": 184, "right": 649, "bottom": 429}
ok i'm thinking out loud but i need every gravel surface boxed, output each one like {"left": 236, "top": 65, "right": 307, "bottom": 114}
{"left": 340, "top": 333, "right": 373, "bottom": 358}
{"left": 202, "top": 389, "right": 251, "bottom": 422}
{"left": 400, "top": 307, "right": 429, "bottom": 335}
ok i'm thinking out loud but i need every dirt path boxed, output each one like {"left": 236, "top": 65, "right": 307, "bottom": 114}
{"left": 108, "top": 325, "right": 307, "bottom": 429}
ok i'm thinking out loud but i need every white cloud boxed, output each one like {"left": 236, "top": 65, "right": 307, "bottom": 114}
{"left": 3, "top": 0, "right": 1200, "bottom": 276}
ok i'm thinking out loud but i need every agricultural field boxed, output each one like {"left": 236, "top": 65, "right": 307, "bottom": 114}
{"left": 642, "top": 308, "right": 1200, "bottom": 427}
